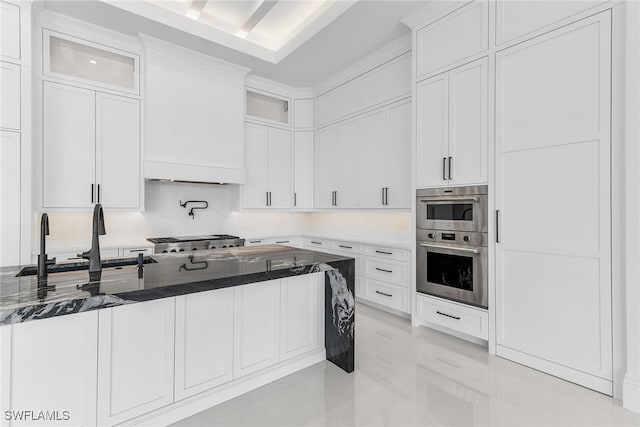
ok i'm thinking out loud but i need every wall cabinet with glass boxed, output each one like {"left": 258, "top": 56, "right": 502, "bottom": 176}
{"left": 245, "top": 89, "right": 290, "bottom": 126}
{"left": 43, "top": 29, "right": 140, "bottom": 95}
{"left": 43, "top": 81, "right": 141, "bottom": 209}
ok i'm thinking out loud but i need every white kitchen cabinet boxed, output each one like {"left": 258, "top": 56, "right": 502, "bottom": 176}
{"left": 0, "top": 61, "right": 20, "bottom": 130}
{"left": 416, "top": 293, "right": 488, "bottom": 341}
{"left": 243, "top": 122, "right": 291, "bottom": 209}
{"left": 43, "top": 81, "right": 95, "bottom": 208}
{"left": 357, "top": 109, "right": 387, "bottom": 208}
{"left": 43, "top": 81, "right": 141, "bottom": 209}
{"left": 495, "top": 0, "right": 607, "bottom": 46}
{"left": 233, "top": 280, "right": 281, "bottom": 377}
{"left": 495, "top": 12, "right": 612, "bottom": 394}
{"left": 416, "top": 57, "right": 487, "bottom": 188}
{"left": 96, "top": 92, "right": 140, "bottom": 209}
{"left": 293, "top": 99, "right": 314, "bottom": 129}
{"left": 315, "top": 80, "right": 357, "bottom": 128}
{"left": 415, "top": 1, "right": 488, "bottom": 78}
{"left": 1, "top": 312, "right": 98, "bottom": 427}
{"left": 0, "top": 131, "right": 20, "bottom": 267}
{"left": 294, "top": 131, "right": 313, "bottom": 209}
{"left": 357, "top": 53, "right": 411, "bottom": 111}
{"left": 175, "top": 288, "right": 234, "bottom": 401}
{"left": 314, "top": 119, "right": 358, "bottom": 208}
{"left": 281, "top": 273, "right": 321, "bottom": 361}
{"left": 246, "top": 89, "right": 290, "bottom": 126}
{"left": 97, "top": 298, "right": 175, "bottom": 425}
{"left": 0, "top": 1, "right": 20, "bottom": 60}
{"left": 384, "top": 99, "right": 411, "bottom": 208}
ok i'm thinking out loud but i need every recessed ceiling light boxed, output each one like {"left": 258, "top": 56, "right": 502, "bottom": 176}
{"left": 89, "top": 59, "right": 97, "bottom": 64}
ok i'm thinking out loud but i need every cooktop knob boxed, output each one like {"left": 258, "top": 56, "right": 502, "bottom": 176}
{"left": 170, "top": 249, "right": 176, "bottom": 253}
{"left": 210, "top": 245, "right": 216, "bottom": 249}
{"left": 179, "top": 248, "right": 184, "bottom": 252}
{"left": 463, "top": 236, "right": 470, "bottom": 242}
{"left": 162, "top": 250, "right": 168, "bottom": 253}
{"left": 193, "top": 248, "right": 198, "bottom": 250}
{"left": 428, "top": 233, "right": 435, "bottom": 239}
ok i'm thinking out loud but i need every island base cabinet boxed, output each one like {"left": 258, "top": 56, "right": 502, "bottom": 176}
{"left": 280, "top": 274, "right": 322, "bottom": 361}
{"left": 1, "top": 312, "right": 98, "bottom": 427}
{"left": 174, "top": 288, "right": 234, "bottom": 401}
{"left": 97, "top": 298, "right": 175, "bottom": 426}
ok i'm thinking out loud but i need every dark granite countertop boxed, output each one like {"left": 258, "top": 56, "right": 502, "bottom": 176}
{"left": 0, "top": 245, "right": 353, "bottom": 326}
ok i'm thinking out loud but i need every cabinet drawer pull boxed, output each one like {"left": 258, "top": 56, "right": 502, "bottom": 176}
{"left": 436, "top": 311, "right": 460, "bottom": 320}
{"left": 310, "top": 241, "right": 322, "bottom": 245}
{"left": 375, "top": 290, "right": 393, "bottom": 297}
{"left": 339, "top": 245, "right": 352, "bottom": 249}
{"left": 128, "top": 249, "right": 147, "bottom": 253}
{"left": 375, "top": 250, "right": 393, "bottom": 255}
{"left": 276, "top": 240, "right": 289, "bottom": 244}
{"left": 375, "top": 267, "right": 393, "bottom": 273}
{"left": 249, "top": 240, "right": 262, "bottom": 244}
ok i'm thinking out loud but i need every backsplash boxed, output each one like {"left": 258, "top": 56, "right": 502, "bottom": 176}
{"left": 33, "top": 181, "right": 411, "bottom": 253}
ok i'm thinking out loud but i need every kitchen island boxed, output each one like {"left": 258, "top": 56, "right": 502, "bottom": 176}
{"left": 0, "top": 245, "right": 355, "bottom": 426}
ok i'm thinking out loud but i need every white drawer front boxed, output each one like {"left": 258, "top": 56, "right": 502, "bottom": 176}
{"left": 365, "top": 258, "right": 407, "bottom": 287}
{"left": 365, "top": 280, "right": 408, "bottom": 313}
{"left": 331, "top": 241, "right": 364, "bottom": 254}
{"left": 266, "top": 236, "right": 301, "bottom": 247}
{"left": 121, "top": 247, "right": 151, "bottom": 257}
{"left": 302, "top": 238, "right": 330, "bottom": 249}
{"left": 365, "top": 246, "right": 409, "bottom": 262}
{"left": 416, "top": 294, "right": 488, "bottom": 340}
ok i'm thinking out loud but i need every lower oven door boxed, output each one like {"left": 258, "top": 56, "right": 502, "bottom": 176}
{"left": 417, "top": 242, "right": 487, "bottom": 308}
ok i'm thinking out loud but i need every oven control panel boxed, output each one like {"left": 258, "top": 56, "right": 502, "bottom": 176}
{"left": 417, "top": 229, "right": 486, "bottom": 247}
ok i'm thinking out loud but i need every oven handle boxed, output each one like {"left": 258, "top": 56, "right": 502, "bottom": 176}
{"left": 418, "top": 197, "right": 479, "bottom": 203}
{"left": 419, "top": 243, "right": 480, "bottom": 254}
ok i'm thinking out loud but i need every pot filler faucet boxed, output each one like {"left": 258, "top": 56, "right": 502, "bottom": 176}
{"left": 78, "top": 204, "right": 106, "bottom": 281}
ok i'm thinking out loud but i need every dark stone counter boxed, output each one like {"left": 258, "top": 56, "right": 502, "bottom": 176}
{"left": 0, "top": 245, "right": 355, "bottom": 372}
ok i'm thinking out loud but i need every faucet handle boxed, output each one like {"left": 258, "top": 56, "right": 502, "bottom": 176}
{"left": 46, "top": 257, "right": 56, "bottom": 266}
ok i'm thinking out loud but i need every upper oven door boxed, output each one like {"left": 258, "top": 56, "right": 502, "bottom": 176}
{"left": 416, "top": 195, "right": 487, "bottom": 232}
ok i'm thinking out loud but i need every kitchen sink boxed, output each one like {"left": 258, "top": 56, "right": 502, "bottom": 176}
{"left": 15, "top": 256, "right": 158, "bottom": 277}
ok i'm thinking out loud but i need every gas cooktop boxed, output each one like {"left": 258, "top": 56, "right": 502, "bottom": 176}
{"left": 147, "top": 235, "right": 245, "bottom": 253}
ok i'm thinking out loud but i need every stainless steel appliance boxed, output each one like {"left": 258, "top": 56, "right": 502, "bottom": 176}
{"left": 148, "top": 235, "right": 245, "bottom": 254}
{"left": 416, "top": 186, "right": 488, "bottom": 308}
{"left": 416, "top": 185, "right": 488, "bottom": 232}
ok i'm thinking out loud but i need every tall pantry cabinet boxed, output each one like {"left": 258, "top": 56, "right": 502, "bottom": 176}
{"left": 407, "top": 0, "right": 616, "bottom": 395}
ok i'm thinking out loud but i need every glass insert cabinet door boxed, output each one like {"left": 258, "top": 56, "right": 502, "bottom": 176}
{"left": 43, "top": 29, "right": 140, "bottom": 95}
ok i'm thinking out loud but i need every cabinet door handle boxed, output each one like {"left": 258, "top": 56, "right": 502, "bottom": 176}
{"left": 496, "top": 209, "right": 500, "bottom": 243}
{"left": 436, "top": 311, "right": 461, "bottom": 320}
{"left": 375, "top": 290, "right": 393, "bottom": 297}
{"left": 448, "top": 157, "right": 452, "bottom": 180}
{"left": 294, "top": 192, "right": 297, "bottom": 207}
{"left": 97, "top": 184, "right": 101, "bottom": 203}
{"left": 385, "top": 187, "right": 389, "bottom": 205}
{"left": 266, "top": 192, "right": 269, "bottom": 206}
{"left": 334, "top": 191, "right": 338, "bottom": 206}
{"left": 339, "top": 245, "right": 352, "bottom": 249}
{"left": 275, "top": 240, "right": 289, "bottom": 244}
{"left": 310, "top": 241, "right": 322, "bottom": 245}
{"left": 375, "top": 267, "right": 393, "bottom": 273}
{"left": 249, "top": 240, "right": 263, "bottom": 244}
{"left": 91, "top": 184, "right": 94, "bottom": 203}
{"left": 381, "top": 187, "right": 385, "bottom": 205}
{"left": 443, "top": 157, "right": 447, "bottom": 180}
{"left": 375, "top": 250, "right": 393, "bottom": 255}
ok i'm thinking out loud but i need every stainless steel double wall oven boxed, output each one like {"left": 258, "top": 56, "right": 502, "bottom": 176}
{"left": 416, "top": 185, "right": 488, "bottom": 308}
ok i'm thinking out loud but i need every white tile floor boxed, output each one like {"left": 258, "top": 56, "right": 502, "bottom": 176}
{"left": 172, "top": 303, "right": 640, "bottom": 427}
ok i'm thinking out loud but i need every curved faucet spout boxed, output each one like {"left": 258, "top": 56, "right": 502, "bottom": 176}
{"left": 78, "top": 204, "right": 107, "bottom": 277}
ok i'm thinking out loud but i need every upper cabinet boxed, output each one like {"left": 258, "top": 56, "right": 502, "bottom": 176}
{"left": 243, "top": 123, "right": 292, "bottom": 209}
{"left": 315, "top": 99, "right": 411, "bottom": 209}
{"left": 417, "top": 58, "right": 487, "bottom": 188}
{"left": 0, "top": 61, "right": 20, "bottom": 130}
{"left": 315, "top": 52, "right": 411, "bottom": 128}
{"left": 143, "top": 36, "right": 249, "bottom": 184}
{"left": 0, "top": 1, "right": 20, "bottom": 60}
{"left": 43, "top": 81, "right": 141, "bottom": 209}
{"left": 43, "top": 30, "right": 140, "bottom": 95}
{"left": 415, "top": 1, "right": 488, "bottom": 79}
{"left": 293, "top": 131, "right": 314, "bottom": 210}
{"left": 495, "top": 1, "right": 607, "bottom": 46}
{"left": 293, "top": 99, "right": 314, "bottom": 130}
{"left": 245, "top": 89, "right": 290, "bottom": 126}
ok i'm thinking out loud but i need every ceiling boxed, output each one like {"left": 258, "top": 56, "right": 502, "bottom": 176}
{"left": 41, "top": 0, "right": 426, "bottom": 87}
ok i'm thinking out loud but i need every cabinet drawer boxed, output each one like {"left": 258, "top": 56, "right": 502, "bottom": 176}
{"left": 416, "top": 294, "right": 488, "bottom": 340}
{"left": 267, "top": 236, "right": 301, "bottom": 247}
{"left": 364, "top": 258, "right": 407, "bottom": 287}
{"left": 302, "top": 238, "right": 330, "bottom": 249}
{"left": 365, "top": 280, "right": 408, "bottom": 313}
{"left": 331, "top": 240, "right": 364, "bottom": 253}
{"left": 365, "top": 246, "right": 409, "bottom": 261}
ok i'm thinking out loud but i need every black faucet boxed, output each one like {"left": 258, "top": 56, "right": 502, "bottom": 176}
{"left": 78, "top": 204, "right": 106, "bottom": 281}
{"left": 37, "top": 213, "right": 56, "bottom": 282}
